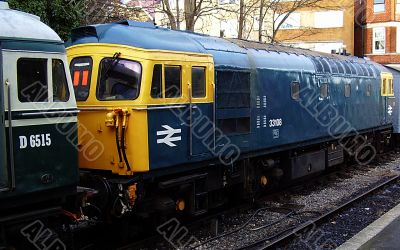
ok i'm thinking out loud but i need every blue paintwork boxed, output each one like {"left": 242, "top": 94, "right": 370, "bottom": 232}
{"left": 68, "top": 21, "right": 394, "bottom": 170}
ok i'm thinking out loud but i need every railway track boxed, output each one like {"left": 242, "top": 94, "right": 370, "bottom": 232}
{"left": 234, "top": 174, "right": 400, "bottom": 250}
{"left": 111, "top": 153, "right": 400, "bottom": 250}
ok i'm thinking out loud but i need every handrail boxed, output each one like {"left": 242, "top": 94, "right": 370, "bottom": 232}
{"left": 5, "top": 80, "right": 15, "bottom": 190}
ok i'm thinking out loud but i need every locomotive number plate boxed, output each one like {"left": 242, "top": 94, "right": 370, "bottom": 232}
{"left": 19, "top": 134, "right": 52, "bottom": 149}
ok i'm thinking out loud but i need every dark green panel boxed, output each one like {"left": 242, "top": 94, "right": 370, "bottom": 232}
{"left": 1, "top": 39, "right": 65, "bottom": 53}
{"left": 0, "top": 121, "right": 79, "bottom": 201}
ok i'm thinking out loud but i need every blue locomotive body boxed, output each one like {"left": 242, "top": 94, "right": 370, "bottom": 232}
{"left": 68, "top": 21, "right": 395, "bottom": 216}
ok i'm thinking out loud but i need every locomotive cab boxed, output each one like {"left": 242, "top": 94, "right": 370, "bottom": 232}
{"left": 68, "top": 38, "right": 214, "bottom": 176}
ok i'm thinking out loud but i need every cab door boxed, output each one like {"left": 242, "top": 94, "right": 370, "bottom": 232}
{"left": 0, "top": 43, "right": 10, "bottom": 191}
{"left": 189, "top": 65, "right": 214, "bottom": 157}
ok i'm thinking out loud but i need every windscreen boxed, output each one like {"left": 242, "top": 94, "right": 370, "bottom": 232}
{"left": 97, "top": 58, "right": 142, "bottom": 101}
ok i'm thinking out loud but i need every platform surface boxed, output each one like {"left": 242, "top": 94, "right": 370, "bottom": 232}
{"left": 337, "top": 202, "right": 400, "bottom": 250}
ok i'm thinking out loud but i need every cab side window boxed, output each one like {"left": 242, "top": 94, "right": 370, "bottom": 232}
{"left": 17, "top": 58, "right": 48, "bottom": 102}
{"left": 52, "top": 59, "right": 70, "bottom": 102}
{"left": 192, "top": 67, "right": 206, "bottom": 98}
{"left": 150, "top": 64, "right": 182, "bottom": 99}
{"left": 165, "top": 66, "right": 181, "bottom": 98}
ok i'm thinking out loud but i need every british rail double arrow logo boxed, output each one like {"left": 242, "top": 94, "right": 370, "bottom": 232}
{"left": 157, "top": 125, "right": 182, "bottom": 147}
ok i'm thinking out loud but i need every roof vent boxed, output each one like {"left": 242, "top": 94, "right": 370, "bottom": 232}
{"left": 117, "top": 20, "right": 155, "bottom": 29}
{"left": 0, "top": 0, "right": 9, "bottom": 10}
{"left": 71, "top": 26, "right": 98, "bottom": 42}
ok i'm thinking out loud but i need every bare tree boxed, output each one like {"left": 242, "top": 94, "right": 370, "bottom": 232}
{"left": 83, "top": 0, "right": 147, "bottom": 25}
{"left": 257, "top": 0, "right": 349, "bottom": 43}
{"left": 155, "top": 0, "right": 223, "bottom": 31}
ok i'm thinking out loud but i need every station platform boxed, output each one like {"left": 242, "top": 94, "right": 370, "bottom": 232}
{"left": 337, "top": 203, "right": 400, "bottom": 250}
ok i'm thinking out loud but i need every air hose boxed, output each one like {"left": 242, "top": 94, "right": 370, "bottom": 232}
{"left": 121, "top": 126, "right": 131, "bottom": 172}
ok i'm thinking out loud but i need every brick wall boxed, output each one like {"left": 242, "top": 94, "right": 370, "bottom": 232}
{"left": 366, "top": 0, "right": 395, "bottom": 23}
{"left": 368, "top": 54, "right": 400, "bottom": 64}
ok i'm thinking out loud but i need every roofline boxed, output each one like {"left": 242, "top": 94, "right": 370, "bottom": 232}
{"left": 66, "top": 42, "right": 214, "bottom": 58}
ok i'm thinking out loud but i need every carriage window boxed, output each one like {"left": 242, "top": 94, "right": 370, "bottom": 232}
{"left": 52, "top": 59, "right": 70, "bottom": 102}
{"left": 165, "top": 66, "right": 181, "bottom": 98}
{"left": 17, "top": 58, "right": 48, "bottom": 102}
{"left": 71, "top": 57, "right": 92, "bottom": 101}
{"left": 291, "top": 81, "right": 300, "bottom": 100}
{"left": 366, "top": 84, "right": 371, "bottom": 96}
{"left": 192, "top": 67, "right": 206, "bottom": 98}
{"left": 345, "top": 84, "right": 351, "bottom": 97}
{"left": 97, "top": 58, "right": 142, "bottom": 101}
{"left": 320, "top": 83, "right": 328, "bottom": 98}
{"left": 151, "top": 64, "right": 162, "bottom": 98}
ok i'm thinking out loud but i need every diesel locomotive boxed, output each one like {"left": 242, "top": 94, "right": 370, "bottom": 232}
{"left": 66, "top": 20, "right": 396, "bottom": 219}
{"left": 1, "top": 1, "right": 399, "bottom": 248}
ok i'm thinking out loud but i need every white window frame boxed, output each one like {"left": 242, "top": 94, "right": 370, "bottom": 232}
{"left": 374, "top": 0, "right": 385, "bottom": 13}
{"left": 397, "top": 0, "right": 400, "bottom": 13}
{"left": 373, "top": 27, "right": 386, "bottom": 54}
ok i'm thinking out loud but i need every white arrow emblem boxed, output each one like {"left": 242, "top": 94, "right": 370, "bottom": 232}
{"left": 157, "top": 125, "right": 182, "bottom": 147}
{"left": 388, "top": 105, "right": 393, "bottom": 116}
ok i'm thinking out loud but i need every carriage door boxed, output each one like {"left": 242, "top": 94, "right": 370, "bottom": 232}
{"left": 381, "top": 73, "right": 394, "bottom": 124}
{"left": 0, "top": 44, "right": 11, "bottom": 191}
{"left": 189, "top": 65, "right": 214, "bottom": 157}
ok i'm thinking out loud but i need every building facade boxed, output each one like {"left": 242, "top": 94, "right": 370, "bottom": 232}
{"left": 274, "top": 0, "right": 355, "bottom": 55}
{"left": 355, "top": 0, "right": 400, "bottom": 65}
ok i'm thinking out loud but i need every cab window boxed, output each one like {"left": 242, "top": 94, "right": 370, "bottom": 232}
{"left": 17, "top": 58, "right": 48, "bottom": 102}
{"left": 192, "top": 67, "right": 206, "bottom": 98}
{"left": 97, "top": 58, "right": 142, "bottom": 101}
{"left": 165, "top": 66, "right": 181, "bottom": 98}
{"left": 52, "top": 59, "right": 70, "bottom": 102}
{"left": 150, "top": 64, "right": 182, "bottom": 99}
{"left": 151, "top": 64, "right": 162, "bottom": 98}
{"left": 71, "top": 57, "right": 92, "bottom": 101}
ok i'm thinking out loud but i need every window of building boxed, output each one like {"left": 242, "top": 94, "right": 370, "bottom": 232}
{"left": 219, "top": 0, "right": 237, "bottom": 4}
{"left": 291, "top": 81, "right": 300, "bottom": 100}
{"left": 192, "top": 67, "right": 206, "bottom": 98}
{"left": 151, "top": 64, "right": 162, "bottom": 98}
{"left": 52, "top": 59, "right": 70, "bottom": 102}
{"left": 314, "top": 11, "right": 343, "bottom": 28}
{"left": 71, "top": 57, "right": 93, "bottom": 101}
{"left": 275, "top": 12, "right": 301, "bottom": 29}
{"left": 374, "top": 0, "right": 385, "bottom": 13}
{"left": 254, "top": 16, "right": 260, "bottom": 31}
{"left": 320, "top": 83, "right": 328, "bottom": 98}
{"left": 165, "top": 66, "right": 182, "bottom": 98}
{"left": 17, "top": 58, "right": 48, "bottom": 102}
{"left": 345, "top": 84, "right": 351, "bottom": 97}
{"left": 397, "top": 0, "right": 400, "bottom": 13}
{"left": 220, "top": 19, "right": 238, "bottom": 38}
{"left": 373, "top": 27, "right": 385, "bottom": 54}
{"left": 97, "top": 58, "right": 142, "bottom": 101}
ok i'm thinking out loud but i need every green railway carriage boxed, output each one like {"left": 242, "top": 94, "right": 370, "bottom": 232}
{"left": 0, "top": 0, "right": 79, "bottom": 240}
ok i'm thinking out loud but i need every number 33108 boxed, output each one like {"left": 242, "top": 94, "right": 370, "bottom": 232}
{"left": 269, "top": 119, "right": 283, "bottom": 127}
